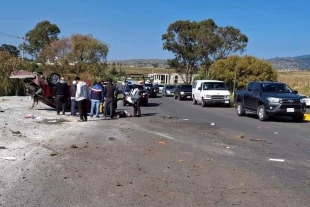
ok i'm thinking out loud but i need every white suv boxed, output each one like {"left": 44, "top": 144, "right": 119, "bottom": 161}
{"left": 192, "top": 80, "right": 231, "bottom": 107}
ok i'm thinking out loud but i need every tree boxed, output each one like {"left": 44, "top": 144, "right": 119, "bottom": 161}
{"left": 209, "top": 55, "right": 277, "bottom": 91}
{"left": 0, "top": 44, "right": 20, "bottom": 57}
{"left": 68, "top": 34, "right": 109, "bottom": 74}
{"left": 152, "top": 63, "right": 159, "bottom": 68}
{"left": 22, "top": 20, "right": 60, "bottom": 58}
{"left": 162, "top": 20, "right": 201, "bottom": 84}
{"left": 162, "top": 19, "right": 248, "bottom": 82}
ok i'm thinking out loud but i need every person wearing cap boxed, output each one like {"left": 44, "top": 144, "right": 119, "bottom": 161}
{"left": 70, "top": 80, "right": 77, "bottom": 116}
{"left": 75, "top": 77, "right": 89, "bottom": 122}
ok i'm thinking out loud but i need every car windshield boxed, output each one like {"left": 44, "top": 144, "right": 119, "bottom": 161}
{"left": 126, "top": 85, "right": 144, "bottom": 90}
{"left": 145, "top": 84, "right": 152, "bottom": 87}
{"left": 158, "top": 85, "right": 164, "bottom": 87}
{"left": 261, "top": 83, "right": 293, "bottom": 93}
{"left": 178, "top": 85, "right": 192, "bottom": 89}
{"left": 203, "top": 82, "right": 227, "bottom": 90}
{"left": 165, "top": 85, "right": 175, "bottom": 89}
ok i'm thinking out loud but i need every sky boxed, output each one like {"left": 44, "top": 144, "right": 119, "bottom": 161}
{"left": 0, "top": 0, "right": 309, "bottom": 60}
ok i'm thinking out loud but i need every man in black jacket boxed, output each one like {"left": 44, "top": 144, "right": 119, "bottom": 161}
{"left": 53, "top": 77, "right": 68, "bottom": 115}
{"left": 104, "top": 79, "right": 116, "bottom": 118}
{"left": 70, "top": 80, "right": 77, "bottom": 116}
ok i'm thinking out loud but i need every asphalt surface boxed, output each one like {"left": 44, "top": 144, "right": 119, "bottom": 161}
{"left": 1, "top": 95, "right": 310, "bottom": 207}
{"left": 118, "top": 94, "right": 310, "bottom": 206}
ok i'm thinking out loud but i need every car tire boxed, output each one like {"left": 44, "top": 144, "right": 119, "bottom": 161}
{"left": 236, "top": 102, "right": 245, "bottom": 116}
{"left": 257, "top": 105, "right": 268, "bottom": 121}
{"left": 193, "top": 95, "right": 197, "bottom": 105}
{"left": 47, "top": 72, "right": 61, "bottom": 87}
{"left": 292, "top": 115, "right": 304, "bottom": 122}
{"left": 201, "top": 98, "right": 206, "bottom": 107}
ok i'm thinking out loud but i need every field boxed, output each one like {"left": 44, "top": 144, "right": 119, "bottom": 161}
{"left": 278, "top": 70, "right": 310, "bottom": 96}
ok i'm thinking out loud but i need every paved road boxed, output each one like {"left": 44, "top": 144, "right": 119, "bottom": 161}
{"left": 118, "top": 94, "right": 310, "bottom": 205}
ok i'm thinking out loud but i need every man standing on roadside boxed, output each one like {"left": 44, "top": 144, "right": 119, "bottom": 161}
{"left": 89, "top": 81, "right": 104, "bottom": 118}
{"left": 104, "top": 78, "right": 116, "bottom": 118}
{"left": 53, "top": 76, "right": 68, "bottom": 115}
{"left": 75, "top": 77, "right": 88, "bottom": 122}
{"left": 70, "top": 80, "right": 77, "bottom": 116}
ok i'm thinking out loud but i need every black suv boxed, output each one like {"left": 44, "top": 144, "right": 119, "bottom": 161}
{"left": 174, "top": 84, "right": 192, "bottom": 101}
{"left": 234, "top": 81, "right": 307, "bottom": 122}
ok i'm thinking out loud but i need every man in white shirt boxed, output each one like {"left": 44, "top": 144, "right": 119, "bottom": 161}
{"left": 128, "top": 84, "right": 141, "bottom": 117}
{"left": 75, "top": 77, "right": 89, "bottom": 122}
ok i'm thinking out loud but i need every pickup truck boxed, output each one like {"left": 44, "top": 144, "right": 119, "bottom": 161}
{"left": 234, "top": 81, "right": 307, "bottom": 122}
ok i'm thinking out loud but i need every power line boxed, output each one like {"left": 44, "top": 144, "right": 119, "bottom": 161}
{"left": 0, "top": 31, "right": 25, "bottom": 60}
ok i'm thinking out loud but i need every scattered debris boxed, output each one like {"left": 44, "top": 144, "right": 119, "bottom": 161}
{"left": 211, "top": 122, "right": 215, "bottom": 126}
{"left": 0, "top": 110, "right": 4, "bottom": 112}
{"left": 268, "top": 158, "right": 285, "bottom": 162}
{"left": 70, "top": 144, "right": 78, "bottom": 149}
{"left": 109, "top": 137, "right": 117, "bottom": 141}
{"left": 182, "top": 119, "right": 189, "bottom": 121}
{"left": 0, "top": 146, "right": 6, "bottom": 149}
{"left": 1, "top": 157, "right": 16, "bottom": 160}
{"left": 238, "top": 134, "right": 244, "bottom": 138}
{"left": 250, "top": 139, "right": 266, "bottom": 142}
{"left": 50, "top": 152, "right": 58, "bottom": 156}
{"left": 274, "top": 132, "right": 278, "bottom": 135}
{"left": 226, "top": 146, "right": 230, "bottom": 149}
{"left": 178, "top": 160, "right": 185, "bottom": 162}
{"left": 193, "top": 164, "right": 201, "bottom": 168}
{"left": 156, "top": 141, "right": 166, "bottom": 145}
{"left": 10, "top": 129, "right": 21, "bottom": 134}
{"left": 24, "top": 114, "right": 34, "bottom": 119}
{"left": 206, "top": 158, "right": 213, "bottom": 161}
{"left": 116, "top": 181, "right": 123, "bottom": 186}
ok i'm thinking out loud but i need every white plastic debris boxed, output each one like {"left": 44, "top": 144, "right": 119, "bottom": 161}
{"left": 211, "top": 122, "right": 215, "bottom": 126}
{"left": 268, "top": 158, "right": 284, "bottom": 162}
{"left": 274, "top": 132, "right": 278, "bottom": 134}
{"left": 1, "top": 157, "right": 16, "bottom": 160}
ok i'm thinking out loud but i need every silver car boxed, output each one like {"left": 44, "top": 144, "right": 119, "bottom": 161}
{"left": 162, "top": 85, "right": 175, "bottom": 97}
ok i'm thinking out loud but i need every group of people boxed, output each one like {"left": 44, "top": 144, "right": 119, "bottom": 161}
{"left": 53, "top": 76, "right": 142, "bottom": 122}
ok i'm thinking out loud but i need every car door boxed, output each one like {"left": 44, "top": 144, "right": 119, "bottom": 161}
{"left": 251, "top": 83, "right": 261, "bottom": 110}
{"left": 192, "top": 81, "right": 197, "bottom": 99}
{"left": 243, "top": 82, "right": 254, "bottom": 109}
{"left": 196, "top": 82, "right": 202, "bottom": 100}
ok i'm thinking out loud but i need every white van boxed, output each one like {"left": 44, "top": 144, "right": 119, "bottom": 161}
{"left": 192, "top": 80, "right": 231, "bottom": 107}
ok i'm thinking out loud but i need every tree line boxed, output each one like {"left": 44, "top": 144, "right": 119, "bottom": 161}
{"left": 0, "top": 18, "right": 277, "bottom": 96}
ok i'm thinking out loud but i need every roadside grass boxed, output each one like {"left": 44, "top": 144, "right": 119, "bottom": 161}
{"left": 278, "top": 70, "right": 310, "bottom": 96}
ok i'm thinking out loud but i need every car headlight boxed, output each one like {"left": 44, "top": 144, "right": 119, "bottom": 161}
{"left": 225, "top": 95, "right": 230, "bottom": 99}
{"left": 267, "top": 97, "right": 281, "bottom": 103}
{"left": 205, "top": 95, "right": 211, "bottom": 98}
{"left": 180, "top": 91, "right": 185, "bottom": 95}
{"left": 300, "top": 98, "right": 306, "bottom": 103}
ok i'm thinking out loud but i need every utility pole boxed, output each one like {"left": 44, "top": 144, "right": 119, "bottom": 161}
{"left": 21, "top": 37, "right": 25, "bottom": 60}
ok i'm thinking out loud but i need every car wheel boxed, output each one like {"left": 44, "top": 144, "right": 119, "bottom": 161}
{"left": 292, "top": 115, "right": 304, "bottom": 122}
{"left": 47, "top": 72, "right": 60, "bottom": 87}
{"left": 257, "top": 105, "right": 268, "bottom": 121}
{"left": 201, "top": 98, "right": 206, "bottom": 107}
{"left": 236, "top": 102, "right": 245, "bottom": 116}
{"left": 193, "top": 95, "right": 197, "bottom": 105}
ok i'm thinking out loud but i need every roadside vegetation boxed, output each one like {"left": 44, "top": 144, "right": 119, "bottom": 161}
{"left": 0, "top": 19, "right": 309, "bottom": 96}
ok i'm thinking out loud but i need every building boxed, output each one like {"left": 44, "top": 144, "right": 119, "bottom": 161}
{"left": 147, "top": 73, "right": 198, "bottom": 85}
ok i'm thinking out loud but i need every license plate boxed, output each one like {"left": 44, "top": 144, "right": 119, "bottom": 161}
{"left": 287, "top": 108, "right": 294, "bottom": 112}
{"left": 225, "top": 101, "right": 229, "bottom": 104}
{"left": 187, "top": 96, "right": 191, "bottom": 98}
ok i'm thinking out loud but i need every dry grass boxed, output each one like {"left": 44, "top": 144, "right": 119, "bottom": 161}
{"left": 278, "top": 70, "right": 310, "bottom": 96}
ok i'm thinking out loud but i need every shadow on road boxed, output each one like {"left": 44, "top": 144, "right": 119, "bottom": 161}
{"left": 245, "top": 113, "right": 310, "bottom": 123}
{"left": 144, "top": 103, "right": 160, "bottom": 107}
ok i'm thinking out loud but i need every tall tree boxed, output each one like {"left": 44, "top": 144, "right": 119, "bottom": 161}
{"left": 0, "top": 44, "right": 20, "bottom": 57}
{"left": 22, "top": 20, "right": 60, "bottom": 58}
{"left": 162, "top": 20, "right": 201, "bottom": 84}
{"left": 68, "top": 34, "right": 109, "bottom": 74}
{"left": 162, "top": 19, "right": 248, "bottom": 82}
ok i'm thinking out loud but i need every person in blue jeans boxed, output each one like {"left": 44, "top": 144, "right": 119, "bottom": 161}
{"left": 89, "top": 81, "right": 104, "bottom": 118}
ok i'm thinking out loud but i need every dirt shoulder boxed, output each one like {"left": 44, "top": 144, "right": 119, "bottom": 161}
{"left": 0, "top": 96, "right": 308, "bottom": 207}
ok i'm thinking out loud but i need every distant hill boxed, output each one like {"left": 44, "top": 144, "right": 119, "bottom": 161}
{"left": 108, "top": 54, "right": 310, "bottom": 70}
{"left": 268, "top": 55, "right": 310, "bottom": 70}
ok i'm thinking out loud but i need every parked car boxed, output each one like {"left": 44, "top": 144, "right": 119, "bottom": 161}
{"left": 162, "top": 85, "right": 175, "bottom": 97}
{"left": 234, "top": 81, "right": 307, "bottom": 122}
{"left": 298, "top": 94, "right": 310, "bottom": 107}
{"left": 157, "top": 84, "right": 164, "bottom": 94}
{"left": 174, "top": 84, "right": 192, "bottom": 100}
{"left": 145, "top": 83, "right": 157, "bottom": 98}
{"left": 192, "top": 80, "right": 231, "bottom": 107}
